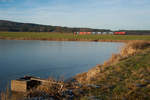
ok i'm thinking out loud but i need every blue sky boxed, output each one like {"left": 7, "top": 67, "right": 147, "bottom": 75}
{"left": 0, "top": 0, "right": 150, "bottom": 30}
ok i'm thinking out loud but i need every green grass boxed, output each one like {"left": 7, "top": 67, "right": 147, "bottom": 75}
{"left": 81, "top": 48, "right": 150, "bottom": 100}
{"left": 0, "top": 32, "right": 150, "bottom": 41}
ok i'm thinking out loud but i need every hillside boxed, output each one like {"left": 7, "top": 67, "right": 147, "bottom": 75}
{"left": 0, "top": 20, "right": 110, "bottom": 33}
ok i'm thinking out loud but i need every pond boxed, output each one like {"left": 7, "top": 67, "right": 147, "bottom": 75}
{"left": 0, "top": 40, "right": 123, "bottom": 91}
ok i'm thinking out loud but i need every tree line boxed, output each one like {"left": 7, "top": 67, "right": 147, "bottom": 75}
{"left": 0, "top": 20, "right": 110, "bottom": 33}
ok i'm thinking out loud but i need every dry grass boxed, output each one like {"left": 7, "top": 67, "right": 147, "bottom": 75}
{"left": 1, "top": 92, "right": 9, "bottom": 100}
{"left": 103, "top": 53, "right": 121, "bottom": 66}
{"left": 0, "top": 86, "right": 11, "bottom": 100}
{"left": 121, "top": 40, "right": 150, "bottom": 56}
{"left": 104, "top": 41, "right": 150, "bottom": 66}
{"left": 27, "top": 80, "right": 91, "bottom": 100}
{"left": 27, "top": 80, "right": 65, "bottom": 99}
{"left": 75, "top": 64, "right": 102, "bottom": 84}
{"left": 75, "top": 41, "right": 150, "bottom": 84}
{"left": 75, "top": 41, "right": 150, "bottom": 100}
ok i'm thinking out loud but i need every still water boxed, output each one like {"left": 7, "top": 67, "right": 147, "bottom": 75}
{"left": 0, "top": 40, "right": 123, "bottom": 90}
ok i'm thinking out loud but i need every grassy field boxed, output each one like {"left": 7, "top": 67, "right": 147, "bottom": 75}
{"left": 0, "top": 32, "right": 150, "bottom": 41}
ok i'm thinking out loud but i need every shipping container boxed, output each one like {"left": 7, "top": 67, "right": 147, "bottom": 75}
{"left": 109, "top": 32, "right": 114, "bottom": 34}
{"left": 114, "top": 32, "right": 126, "bottom": 35}
{"left": 98, "top": 32, "right": 102, "bottom": 34}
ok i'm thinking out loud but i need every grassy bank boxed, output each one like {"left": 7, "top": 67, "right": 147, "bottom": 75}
{"left": 75, "top": 41, "right": 150, "bottom": 100}
{"left": 0, "top": 32, "right": 150, "bottom": 42}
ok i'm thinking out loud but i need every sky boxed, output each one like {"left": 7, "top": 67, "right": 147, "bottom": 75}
{"left": 0, "top": 0, "right": 150, "bottom": 30}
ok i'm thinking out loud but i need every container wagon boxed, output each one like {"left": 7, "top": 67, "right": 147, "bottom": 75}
{"left": 74, "top": 32, "right": 92, "bottom": 35}
{"left": 114, "top": 32, "right": 126, "bottom": 35}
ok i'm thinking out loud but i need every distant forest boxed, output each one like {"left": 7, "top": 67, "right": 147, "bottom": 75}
{"left": 0, "top": 20, "right": 150, "bottom": 35}
{"left": 0, "top": 20, "right": 110, "bottom": 33}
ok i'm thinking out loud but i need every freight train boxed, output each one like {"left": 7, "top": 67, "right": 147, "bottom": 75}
{"left": 73, "top": 31, "right": 126, "bottom": 35}
{"left": 73, "top": 31, "right": 150, "bottom": 35}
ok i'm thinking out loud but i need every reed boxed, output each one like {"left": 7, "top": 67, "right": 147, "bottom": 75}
{"left": 0, "top": 86, "right": 10, "bottom": 100}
